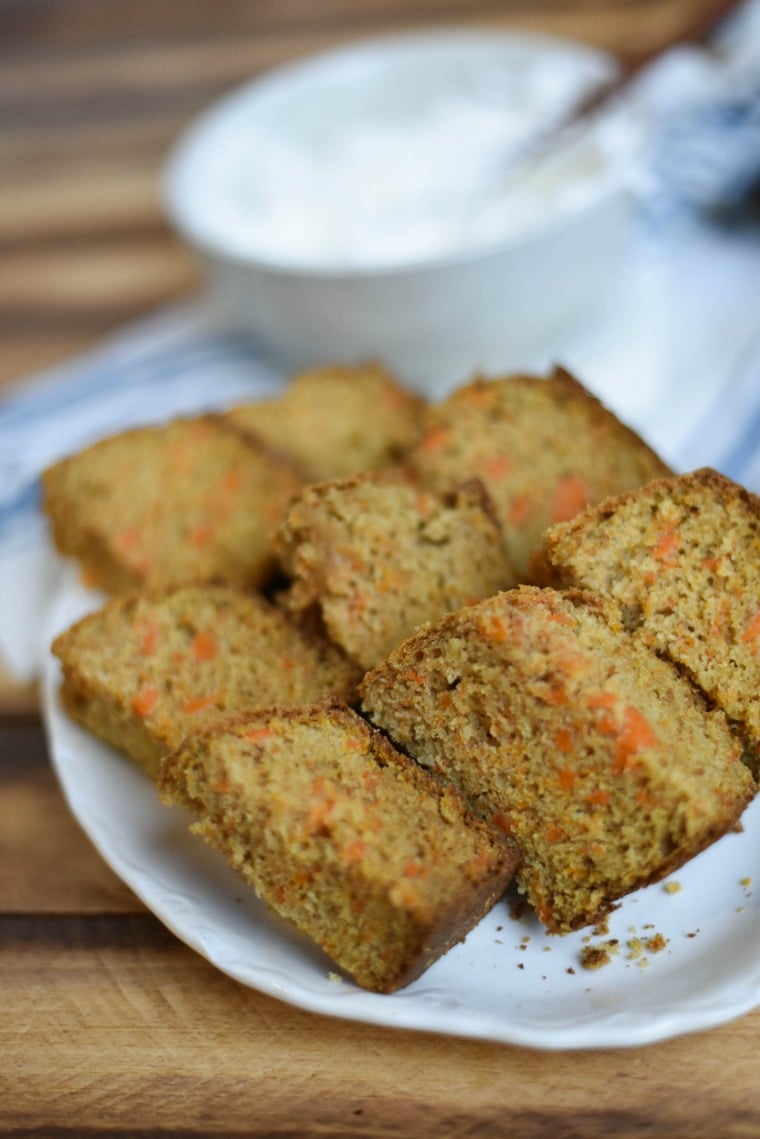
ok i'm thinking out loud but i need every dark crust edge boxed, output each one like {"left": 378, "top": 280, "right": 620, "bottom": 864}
{"left": 158, "top": 696, "right": 520, "bottom": 993}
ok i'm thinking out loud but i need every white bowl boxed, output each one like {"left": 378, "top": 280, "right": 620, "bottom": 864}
{"left": 164, "top": 30, "right": 636, "bottom": 394}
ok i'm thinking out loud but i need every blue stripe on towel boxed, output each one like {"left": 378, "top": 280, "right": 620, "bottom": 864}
{"left": 0, "top": 311, "right": 282, "bottom": 544}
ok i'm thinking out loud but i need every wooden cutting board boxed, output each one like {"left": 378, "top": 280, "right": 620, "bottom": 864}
{"left": 2, "top": 3, "right": 758, "bottom": 1134}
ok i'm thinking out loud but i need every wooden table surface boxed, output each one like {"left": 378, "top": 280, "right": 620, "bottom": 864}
{"left": 2, "top": 3, "right": 758, "bottom": 1135}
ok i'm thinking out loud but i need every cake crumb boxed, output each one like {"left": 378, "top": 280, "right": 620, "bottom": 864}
{"left": 567, "top": 967, "right": 576, "bottom": 975}
{"left": 580, "top": 944, "right": 612, "bottom": 970}
{"left": 328, "top": 972, "right": 343, "bottom": 984}
{"left": 645, "top": 933, "right": 668, "bottom": 954}
{"left": 663, "top": 880, "right": 682, "bottom": 894}
{"left": 740, "top": 877, "right": 752, "bottom": 889}
{"left": 627, "top": 937, "right": 644, "bottom": 960}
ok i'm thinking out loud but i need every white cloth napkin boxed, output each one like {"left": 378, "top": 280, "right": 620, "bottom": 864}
{"left": 2, "top": 6, "right": 759, "bottom": 684}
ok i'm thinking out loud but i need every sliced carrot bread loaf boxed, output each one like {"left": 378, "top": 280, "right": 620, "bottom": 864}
{"left": 536, "top": 469, "right": 760, "bottom": 776}
{"left": 276, "top": 472, "right": 516, "bottom": 670}
{"left": 405, "top": 367, "right": 670, "bottom": 580}
{"left": 361, "top": 586, "right": 754, "bottom": 933}
{"left": 226, "top": 363, "right": 425, "bottom": 482}
{"left": 158, "top": 700, "right": 519, "bottom": 992}
{"left": 52, "top": 584, "right": 361, "bottom": 780}
{"left": 42, "top": 415, "right": 305, "bottom": 593}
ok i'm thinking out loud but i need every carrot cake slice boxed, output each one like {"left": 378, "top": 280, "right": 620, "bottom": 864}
{"left": 361, "top": 586, "right": 753, "bottom": 933}
{"left": 537, "top": 468, "right": 760, "bottom": 777}
{"left": 52, "top": 584, "right": 361, "bottom": 780}
{"left": 226, "top": 362, "right": 425, "bottom": 482}
{"left": 276, "top": 471, "right": 516, "bottom": 670}
{"left": 42, "top": 415, "right": 305, "bottom": 593}
{"left": 158, "top": 700, "right": 519, "bottom": 993}
{"left": 405, "top": 367, "right": 670, "bottom": 580}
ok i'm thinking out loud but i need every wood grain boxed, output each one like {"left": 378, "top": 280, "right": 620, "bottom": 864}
{"left": 0, "top": 721, "right": 141, "bottom": 912}
{"left": 2, "top": 723, "right": 759, "bottom": 1136}
{"left": 2, "top": 4, "right": 758, "bottom": 1134}
{"left": 3, "top": 917, "right": 759, "bottom": 1138}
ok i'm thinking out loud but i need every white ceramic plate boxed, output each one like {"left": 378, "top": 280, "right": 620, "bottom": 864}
{"left": 42, "top": 571, "right": 760, "bottom": 1051}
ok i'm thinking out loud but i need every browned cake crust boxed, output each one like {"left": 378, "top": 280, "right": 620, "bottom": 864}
{"left": 405, "top": 367, "right": 670, "bottom": 580}
{"left": 52, "top": 584, "right": 361, "bottom": 780}
{"left": 158, "top": 700, "right": 519, "bottom": 992}
{"left": 275, "top": 471, "right": 516, "bottom": 670}
{"left": 42, "top": 415, "right": 306, "bottom": 593}
{"left": 361, "top": 586, "right": 754, "bottom": 934}
{"left": 536, "top": 468, "right": 760, "bottom": 776}
{"left": 226, "top": 362, "right": 425, "bottom": 482}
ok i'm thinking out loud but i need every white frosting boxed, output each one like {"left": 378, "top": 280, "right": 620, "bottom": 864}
{"left": 178, "top": 40, "right": 635, "bottom": 270}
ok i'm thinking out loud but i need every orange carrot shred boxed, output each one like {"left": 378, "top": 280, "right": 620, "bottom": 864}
{"left": 132, "top": 685, "right": 159, "bottom": 718}
{"left": 470, "top": 848, "right": 493, "bottom": 874}
{"left": 191, "top": 631, "right": 218, "bottom": 661}
{"left": 584, "top": 788, "right": 611, "bottom": 805}
{"left": 418, "top": 427, "right": 451, "bottom": 455}
{"left": 550, "top": 473, "right": 588, "bottom": 523}
{"left": 653, "top": 525, "right": 680, "bottom": 565}
{"left": 343, "top": 839, "right": 366, "bottom": 862}
{"left": 556, "top": 765, "right": 576, "bottom": 788}
{"left": 547, "top": 611, "right": 575, "bottom": 628}
{"left": 362, "top": 770, "right": 381, "bottom": 792}
{"left": 405, "top": 671, "right": 427, "bottom": 685}
{"left": 554, "top": 728, "right": 575, "bottom": 756}
{"left": 742, "top": 611, "right": 760, "bottom": 643}
{"left": 403, "top": 860, "right": 425, "bottom": 878}
{"left": 586, "top": 690, "right": 616, "bottom": 710}
{"left": 480, "top": 613, "right": 510, "bottom": 643}
{"left": 182, "top": 691, "right": 223, "bottom": 715}
{"left": 612, "top": 705, "right": 657, "bottom": 772}
{"left": 543, "top": 681, "right": 569, "bottom": 707}
{"left": 140, "top": 622, "right": 158, "bottom": 656}
{"left": 245, "top": 727, "right": 273, "bottom": 744}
